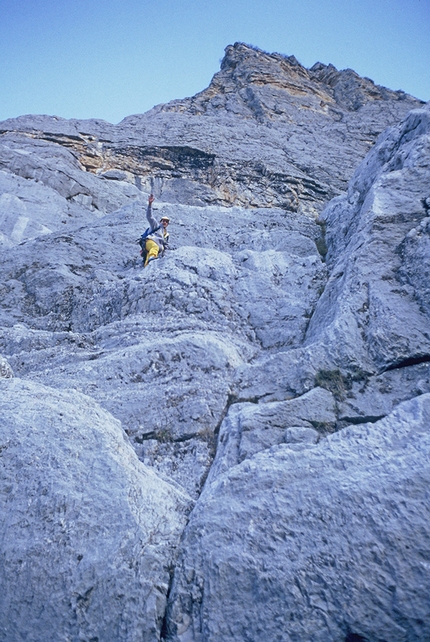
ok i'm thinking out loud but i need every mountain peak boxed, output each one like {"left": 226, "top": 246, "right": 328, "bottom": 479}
{"left": 158, "top": 42, "right": 422, "bottom": 119}
{"left": 220, "top": 42, "right": 303, "bottom": 73}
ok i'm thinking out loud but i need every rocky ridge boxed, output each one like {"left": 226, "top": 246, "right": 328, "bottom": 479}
{"left": 0, "top": 43, "right": 429, "bottom": 641}
{"left": 0, "top": 42, "right": 423, "bottom": 225}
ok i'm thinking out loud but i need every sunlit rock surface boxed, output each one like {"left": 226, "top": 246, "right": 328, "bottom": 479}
{"left": 0, "top": 201, "right": 326, "bottom": 496}
{"left": 0, "top": 42, "right": 422, "bottom": 244}
{"left": 235, "top": 104, "right": 430, "bottom": 411}
{"left": 0, "top": 43, "right": 429, "bottom": 641}
{"left": 0, "top": 378, "right": 191, "bottom": 642}
{"left": 165, "top": 394, "right": 430, "bottom": 642}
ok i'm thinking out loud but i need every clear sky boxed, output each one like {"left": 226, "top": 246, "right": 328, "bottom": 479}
{"left": 1, "top": 0, "right": 429, "bottom": 124}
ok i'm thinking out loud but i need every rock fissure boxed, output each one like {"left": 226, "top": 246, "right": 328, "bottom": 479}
{"left": 384, "top": 354, "right": 430, "bottom": 372}
{"left": 338, "top": 414, "right": 386, "bottom": 426}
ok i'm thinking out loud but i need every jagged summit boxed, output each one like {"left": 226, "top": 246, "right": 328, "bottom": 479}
{"left": 0, "top": 42, "right": 424, "bottom": 216}
{"left": 157, "top": 41, "right": 420, "bottom": 119}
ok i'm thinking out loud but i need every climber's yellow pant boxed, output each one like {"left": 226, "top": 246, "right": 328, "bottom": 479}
{"left": 144, "top": 239, "right": 159, "bottom": 266}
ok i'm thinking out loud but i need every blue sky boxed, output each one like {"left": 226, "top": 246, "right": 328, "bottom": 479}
{"left": 1, "top": 0, "right": 429, "bottom": 124}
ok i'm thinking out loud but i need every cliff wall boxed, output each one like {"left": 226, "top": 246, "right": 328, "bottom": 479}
{"left": 0, "top": 44, "right": 429, "bottom": 642}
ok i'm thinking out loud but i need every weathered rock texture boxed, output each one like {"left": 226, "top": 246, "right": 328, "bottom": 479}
{"left": 235, "top": 104, "right": 430, "bottom": 410}
{"left": 0, "top": 202, "right": 327, "bottom": 496}
{"left": 165, "top": 394, "right": 430, "bottom": 642}
{"left": 0, "top": 379, "right": 191, "bottom": 642}
{"left": 0, "top": 43, "right": 429, "bottom": 641}
{"left": 0, "top": 42, "right": 423, "bottom": 245}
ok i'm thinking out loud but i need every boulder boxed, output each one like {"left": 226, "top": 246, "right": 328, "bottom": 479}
{"left": 164, "top": 394, "right": 430, "bottom": 642}
{"left": 0, "top": 379, "right": 191, "bottom": 642}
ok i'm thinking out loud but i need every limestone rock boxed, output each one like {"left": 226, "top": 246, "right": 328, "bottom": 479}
{"left": 208, "top": 386, "right": 336, "bottom": 482}
{"left": 306, "top": 105, "right": 430, "bottom": 372}
{"left": 0, "top": 43, "right": 423, "bottom": 228}
{"left": 236, "top": 104, "right": 430, "bottom": 413}
{"left": 0, "top": 132, "right": 142, "bottom": 246}
{"left": 337, "top": 361, "right": 430, "bottom": 428}
{"left": 0, "top": 200, "right": 325, "bottom": 496}
{"left": 0, "top": 378, "right": 191, "bottom": 642}
{"left": 164, "top": 394, "right": 430, "bottom": 642}
{"left": 0, "top": 44, "right": 429, "bottom": 641}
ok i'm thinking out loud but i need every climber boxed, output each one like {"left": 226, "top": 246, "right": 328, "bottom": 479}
{"left": 139, "top": 194, "right": 170, "bottom": 267}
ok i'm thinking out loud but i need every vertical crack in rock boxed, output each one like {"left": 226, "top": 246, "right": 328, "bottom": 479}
{"left": 159, "top": 391, "right": 259, "bottom": 640}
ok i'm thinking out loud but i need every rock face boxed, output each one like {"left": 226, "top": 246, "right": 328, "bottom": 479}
{"left": 234, "top": 104, "right": 430, "bottom": 412}
{"left": 0, "top": 43, "right": 429, "bottom": 641}
{"left": 0, "top": 202, "right": 327, "bottom": 497}
{"left": 0, "top": 378, "right": 191, "bottom": 642}
{"left": 165, "top": 394, "right": 430, "bottom": 642}
{"left": 0, "top": 42, "right": 423, "bottom": 244}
